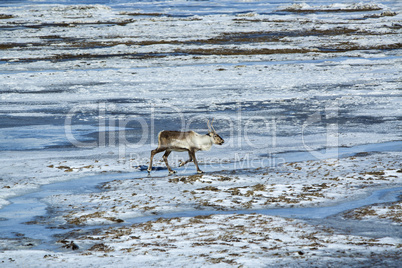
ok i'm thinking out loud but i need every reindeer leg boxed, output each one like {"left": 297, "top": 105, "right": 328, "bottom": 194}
{"left": 148, "top": 147, "right": 165, "bottom": 173}
{"left": 163, "top": 150, "right": 176, "bottom": 174}
{"left": 179, "top": 151, "right": 193, "bottom": 167}
{"left": 190, "top": 150, "right": 203, "bottom": 174}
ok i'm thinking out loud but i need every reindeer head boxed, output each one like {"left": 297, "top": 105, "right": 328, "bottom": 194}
{"left": 208, "top": 119, "right": 224, "bottom": 145}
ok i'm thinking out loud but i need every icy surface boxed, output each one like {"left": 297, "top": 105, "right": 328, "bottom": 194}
{"left": 0, "top": 0, "right": 401, "bottom": 267}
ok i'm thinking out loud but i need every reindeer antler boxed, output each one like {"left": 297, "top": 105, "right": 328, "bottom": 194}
{"left": 207, "top": 119, "right": 212, "bottom": 133}
{"left": 210, "top": 118, "right": 216, "bottom": 133}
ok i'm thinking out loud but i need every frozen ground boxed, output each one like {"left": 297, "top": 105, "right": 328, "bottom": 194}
{"left": 0, "top": 0, "right": 401, "bottom": 267}
{"left": 2, "top": 213, "right": 402, "bottom": 267}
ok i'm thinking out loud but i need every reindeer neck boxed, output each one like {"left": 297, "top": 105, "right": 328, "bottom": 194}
{"left": 198, "top": 133, "right": 213, "bottom": 151}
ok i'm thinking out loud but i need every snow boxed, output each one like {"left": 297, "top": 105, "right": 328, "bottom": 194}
{"left": 0, "top": 0, "right": 401, "bottom": 266}
{"left": 2, "top": 214, "right": 401, "bottom": 267}
{"left": 281, "top": 3, "right": 386, "bottom": 12}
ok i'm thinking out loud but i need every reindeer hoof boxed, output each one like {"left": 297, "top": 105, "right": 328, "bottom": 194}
{"left": 169, "top": 170, "right": 177, "bottom": 175}
{"left": 197, "top": 170, "right": 204, "bottom": 174}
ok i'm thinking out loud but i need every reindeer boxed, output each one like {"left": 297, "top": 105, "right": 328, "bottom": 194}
{"left": 147, "top": 120, "right": 224, "bottom": 174}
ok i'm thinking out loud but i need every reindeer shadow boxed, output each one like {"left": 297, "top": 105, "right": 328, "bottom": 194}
{"left": 135, "top": 165, "right": 167, "bottom": 172}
